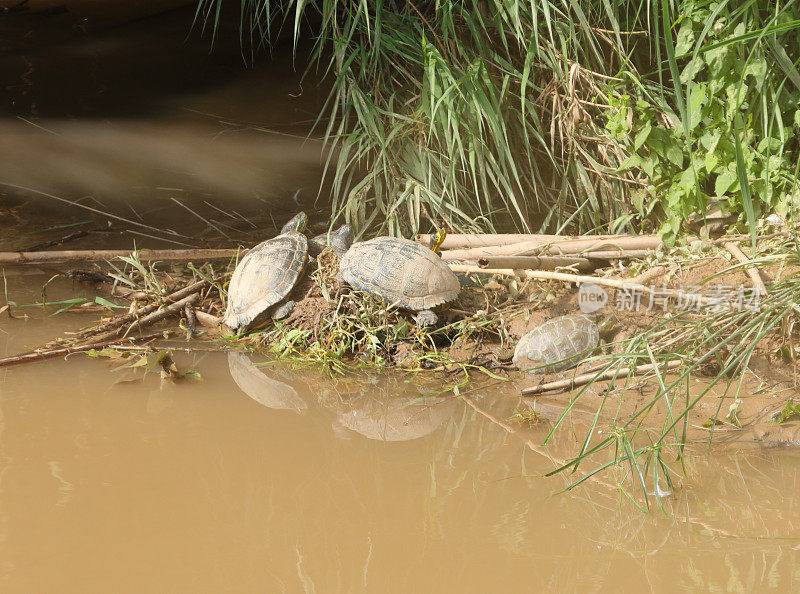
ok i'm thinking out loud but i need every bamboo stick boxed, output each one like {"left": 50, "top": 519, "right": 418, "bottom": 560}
{"left": 521, "top": 360, "right": 684, "bottom": 395}
{"left": 477, "top": 255, "right": 592, "bottom": 271}
{"left": 0, "top": 248, "right": 240, "bottom": 265}
{"left": 417, "top": 233, "right": 623, "bottom": 249}
{"left": 440, "top": 235, "right": 663, "bottom": 261}
{"left": 581, "top": 249, "right": 652, "bottom": 259}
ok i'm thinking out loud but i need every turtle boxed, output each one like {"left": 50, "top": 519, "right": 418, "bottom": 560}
{"left": 513, "top": 314, "right": 600, "bottom": 373}
{"left": 337, "top": 231, "right": 460, "bottom": 327}
{"left": 308, "top": 224, "right": 353, "bottom": 258}
{"left": 227, "top": 351, "right": 307, "bottom": 413}
{"left": 222, "top": 212, "right": 308, "bottom": 331}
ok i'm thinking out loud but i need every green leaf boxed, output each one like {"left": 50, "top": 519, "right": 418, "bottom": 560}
{"left": 715, "top": 167, "right": 738, "bottom": 196}
{"left": 687, "top": 84, "right": 707, "bottom": 131}
{"left": 618, "top": 154, "right": 643, "bottom": 171}
{"left": 87, "top": 348, "right": 123, "bottom": 359}
{"left": 705, "top": 151, "right": 719, "bottom": 173}
{"left": 733, "top": 113, "right": 758, "bottom": 248}
{"left": 665, "top": 141, "right": 685, "bottom": 168}
{"left": 634, "top": 121, "right": 652, "bottom": 151}
{"left": 94, "top": 296, "right": 125, "bottom": 310}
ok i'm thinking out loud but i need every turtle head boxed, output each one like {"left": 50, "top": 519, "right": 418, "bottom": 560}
{"left": 429, "top": 228, "right": 447, "bottom": 255}
{"left": 281, "top": 211, "right": 308, "bottom": 234}
{"left": 330, "top": 224, "right": 354, "bottom": 258}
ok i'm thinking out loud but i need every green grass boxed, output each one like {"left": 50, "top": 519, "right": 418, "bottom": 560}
{"left": 541, "top": 235, "right": 800, "bottom": 507}
{"left": 196, "top": 0, "right": 800, "bottom": 239}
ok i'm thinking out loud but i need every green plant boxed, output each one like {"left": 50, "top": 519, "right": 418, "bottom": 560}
{"left": 197, "top": 0, "right": 800, "bottom": 238}
{"left": 611, "top": 0, "right": 800, "bottom": 243}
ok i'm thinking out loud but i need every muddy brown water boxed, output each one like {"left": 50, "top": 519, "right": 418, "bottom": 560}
{"left": 2, "top": 6, "right": 800, "bottom": 592}
{"left": 1, "top": 276, "right": 800, "bottom": 591}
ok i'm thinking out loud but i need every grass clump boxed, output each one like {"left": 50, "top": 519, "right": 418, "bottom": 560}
{"left": 773, "top": 399, "right": 800, "bottom": 424}
{"left": 197, "top": 0, "right": 800, "bottom": 239}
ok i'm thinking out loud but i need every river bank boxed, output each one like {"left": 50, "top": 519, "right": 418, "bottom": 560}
{"left": 3, "top": 220, "right": 800, "bottom": 473}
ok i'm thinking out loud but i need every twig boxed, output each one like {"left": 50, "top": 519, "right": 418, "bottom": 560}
{"left": 723, "top": 242, "right": 768, "bottom": 295}
{"left": 447, "top": 264, "right": 722, "bottom": 307}
{"left": 195, "top": 310, "right": 222, "bottom": 328}
{"left": 521, "top": 360, "right": 684, "bottom": 395}
{"left": 23, "top": 230, "right": 90, "bottom": 252}
{"left": 0, "top": 331, "right": 168, "bottom": 369}
{"left": 122, "top": 294, "right": 199, "bottom": 338}
{"left": 81, "top": 280, "right": 209, "bottom": 339}
{"left": 184, "top": 303, "right": 197, "bottom": 334}
{"left": 630, "top": 265, "right": 667, "bottom": 286}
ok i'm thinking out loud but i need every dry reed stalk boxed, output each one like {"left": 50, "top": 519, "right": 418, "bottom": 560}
{"left": 447, "top": 264, "right": 722, "bottom": 307}
{"left": 521, "top": 360, "right": 684, "bottom": 395}
{"left": 0, "top": 249, "right": 240, "bottom": 265}
{"left": 440, "top": 235, "right": 663, "bottom": 261}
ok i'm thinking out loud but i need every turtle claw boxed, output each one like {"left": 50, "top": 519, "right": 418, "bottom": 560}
{"left": 415, "top": 310, "right": 438, "bottom": 328}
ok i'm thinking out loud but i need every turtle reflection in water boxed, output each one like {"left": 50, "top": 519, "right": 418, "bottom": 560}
{"left": 331, "top": 394, "right": 457, "bottom": 442}
{"left": 227, "top": 351, "right": 307, "bottom": 413}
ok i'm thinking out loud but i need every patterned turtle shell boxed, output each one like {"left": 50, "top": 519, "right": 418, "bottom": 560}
{"left": 338, "top": 236, "right": 460, "bottom": 310}
{"left": 222, "top": 231, "right": 308, "bottom": 330}
{"left": 513, "top": 314, "right": 600, "bottom": 373}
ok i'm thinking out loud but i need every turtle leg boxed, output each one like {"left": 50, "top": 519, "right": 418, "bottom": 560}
{"left": 271, "top": 300, "right": 296, "bottom": 321}
{"left": 414, "top": 309, "right": 438, "bottom": 328}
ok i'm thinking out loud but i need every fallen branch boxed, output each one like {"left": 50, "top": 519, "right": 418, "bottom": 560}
{"left": 121, "top": 294, "right": 200, "bottom": 338}
{"left": 521, "top": 360, "right": 684, "bottom": 395}
{"left": 0, "top": 248, "right": 240, "bottom": 265}
{"left": 80, "top": 279, "right": 209, "bottom": 339}
{"left": 0, "top": 331, "right": 169, "bottom": 369}
{"left": 723, "top": 242, "right": 768, "bottom": 295}
{"left": 195, "top": 310, "right": 222, "bottom": 328}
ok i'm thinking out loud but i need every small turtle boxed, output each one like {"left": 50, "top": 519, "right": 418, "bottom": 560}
{"left": 513, "top": 314, "right": 600, "bottom": 373}
{"left": 222, "top": 212, "right": 308, "bottom": 331}
{"left": 308, "top": 224, "right": 353, "bottom": 257}
{"left": 338, "top": 230, "right": 459, "bottom": 327}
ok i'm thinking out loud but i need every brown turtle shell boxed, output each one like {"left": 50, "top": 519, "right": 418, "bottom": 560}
{"left": 513, "top": 314, "right": 600, "bottom": 373}
{"left": 222, "top": 232, "right": 307, "bottom": 330}
{"left": 338, "top": 237, "right": 460, "bottom": 310}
